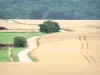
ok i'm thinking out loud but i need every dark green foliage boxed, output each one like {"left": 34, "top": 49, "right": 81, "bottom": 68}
{"left": 0, "top": 0, "right": 100, "bottom": 19}
{"left": 13, "top": 37, "right": 27, "bottom": 47}
{"left": 0, "top": 27, "right": 8, "bottom": 30}
{"left": 0, "top": 43, "right": 12, "bottom": 50}
{"left": 39, "top": 20, "right": 60, "bottom": 33}
{"left": 30, "top": 10, "right": 43, "bottom": 19}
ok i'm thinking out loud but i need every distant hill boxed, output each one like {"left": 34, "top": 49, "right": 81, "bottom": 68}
{"left": 0, "top": 0, "right": 100, "bottom": 19}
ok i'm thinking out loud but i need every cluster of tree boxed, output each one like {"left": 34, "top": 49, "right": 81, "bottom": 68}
{"left": 39, "top": 20, "right": 60, "bottom": 33}
{"left": 13, "top": 36, "right": 27, "bottom": 47}
{"left": 13, "top": 20, "right": 60, "bottom": 47}
{"left": 0, "top": 0, "right": 100, "bottom": 19}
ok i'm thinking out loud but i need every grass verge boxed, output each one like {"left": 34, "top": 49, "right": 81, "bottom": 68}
{"left": 27, "top": 36, "right": 40, "bottom": 62}
{"left": 0, "top": 32, "right": 46, "bottom": 62}
{"left": 12, "top": 48, "right": 24, "bottom": 62}
{"left": 0, "top": 49, "right": 10, "bottom": 62}
{"left": 28, "top": 52, "right": 38, "bottom": 62}
{"left": 0, "top": 32, "right": 46, "bottom": 43}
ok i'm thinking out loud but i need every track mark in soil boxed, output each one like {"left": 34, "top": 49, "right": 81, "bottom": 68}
{"left": 79, "top": 36, "right": 96, "bottom": 63}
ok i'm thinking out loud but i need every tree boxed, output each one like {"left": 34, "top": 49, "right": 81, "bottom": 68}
{"left": 39, "top": 20, "right": 60, "bottom": 33}
{"left": 13, "top": 37, "right": 27, "bottom": 47}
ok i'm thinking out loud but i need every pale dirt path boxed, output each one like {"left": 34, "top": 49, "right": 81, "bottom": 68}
{"left": 18, "top": 36, "right": 40, "bottom": 62}
{"left": 8, "top": 47, "right": 13, "bottom": 62}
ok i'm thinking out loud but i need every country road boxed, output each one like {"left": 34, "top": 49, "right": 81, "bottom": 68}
{"left": 18, "top": 36, "right": 40, "bottom": 62}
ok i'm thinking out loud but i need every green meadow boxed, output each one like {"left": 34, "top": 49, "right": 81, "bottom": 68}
{"left": 0, "top": 32, "right": 45, "bottom": 62}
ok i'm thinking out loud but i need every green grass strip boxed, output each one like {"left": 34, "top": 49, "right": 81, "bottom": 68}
{"left": 0, "top": 49, "right": 10, "bottom": 62}
{"left": 0, "top": 32, "right": 46, "bottom": 62}
{"left": 12, "top": 48, "right": 24, "bottom": 62}
{"left": 28, "top": 52, "right": 38, "bottom": 62}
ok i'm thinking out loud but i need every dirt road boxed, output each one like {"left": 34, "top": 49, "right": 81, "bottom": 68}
{"left": 18, "top": 36, "right": 40, "bottom": 62}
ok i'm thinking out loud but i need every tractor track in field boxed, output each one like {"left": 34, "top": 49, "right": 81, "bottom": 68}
{"left": 79, "top": 36, "right": 96, "bottom": 63}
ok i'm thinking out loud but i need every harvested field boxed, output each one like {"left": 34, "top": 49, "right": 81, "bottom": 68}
{"left": 30, "top": 20, "right": 100, "bottom": 64}
{"left": 0, "top": 20, "right": 100, "bottom": 75}
{"left": 0, "top": 20, "right": 100, "bottom": 32}
{"left": 33, "top": 32, "right": 100, "bottom": 64}
{"left": 0, "top": 20, "right": 39, "bottom": 32}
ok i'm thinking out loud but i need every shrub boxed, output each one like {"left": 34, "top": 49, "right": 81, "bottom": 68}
{"left": 0, "top": 43, "right": 13, "bottom": 50}
{"left": 0, "top": 27, "right": 8, "bottom": 30}
{"left": 39, "top": 20, "right": 60, "bottom": 33}
{"left": 13, "top": 37, "right": 27, "bottom": 47}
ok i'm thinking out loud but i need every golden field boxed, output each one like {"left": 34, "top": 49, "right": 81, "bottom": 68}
{"left": 0, "top": 20, "right": 100, "bottom": 75}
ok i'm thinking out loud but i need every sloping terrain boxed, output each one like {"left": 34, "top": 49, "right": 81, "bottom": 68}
{"left": 0, "top": 62, "right": 100, "bottom": 75}
{"left": 0, "top": 20, "right": 100, "bottom": 75}
{"left": 31, "top": 20, "right": 100, "bottom": 64}
{"left": 33, "top": 34, "right": 100, "bottom": 64}
{"left": 1, "top": 20, "right": 100, "bottom": 29}
{"left": 0, "top": 20, "right": 39, "bottom": 32}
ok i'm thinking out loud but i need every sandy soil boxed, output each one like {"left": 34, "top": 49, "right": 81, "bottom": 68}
{"left": 0, "top": 62, "right": 100, "bottom": 75}
{"left": 0, "top": 20, "right": 100, "bottom": 75}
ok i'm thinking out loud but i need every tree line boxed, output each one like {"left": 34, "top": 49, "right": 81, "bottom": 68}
{"left": 0, "top": 0, "right": 100, "bottom": 19}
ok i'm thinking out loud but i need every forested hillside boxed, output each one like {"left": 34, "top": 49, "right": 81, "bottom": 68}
{"left": 0, "top": 0, "right": 100, "bottom": 19}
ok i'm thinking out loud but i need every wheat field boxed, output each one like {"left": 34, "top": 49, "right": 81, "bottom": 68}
{"left": 0, "top": 20, "right": 100, "bottom": 75}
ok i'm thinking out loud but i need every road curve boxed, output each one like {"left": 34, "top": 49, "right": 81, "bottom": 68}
{"left": 18, "top": 36, "right": 40, "bottom": 62}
